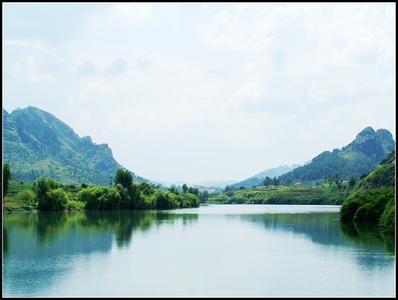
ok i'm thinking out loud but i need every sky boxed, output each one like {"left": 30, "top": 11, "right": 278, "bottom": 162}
{"left": 2, "top": 3, "right": 396, "bottom": 184}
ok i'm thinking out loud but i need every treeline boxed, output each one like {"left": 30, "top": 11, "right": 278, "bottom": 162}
{"left": 3, "top": 166, "right": 201, "bottom": 211}
{"left": 224, "top": 174, "right": 357, "bottom": 193}
{"left": 210, "top": 184, "right": 349, "bottom": 205}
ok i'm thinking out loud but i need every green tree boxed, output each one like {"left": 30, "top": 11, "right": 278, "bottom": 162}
{"left": 115, "top": 168, "right": 133, "bottom": 189}
{"left": 37, "top": 188, "right": 68, "bottom": 211}
{"left": 33, "top": 178, "right": 59, "bottom": 200}
{"left": 348, "top": 176, "right": 357, "bottom": 187}
{"left": 263, "top": 176, "right": 273, "bottom": 187}
{"left": 154, "top": 191, "right": 178, "bottom": 209}
{"left": 137, "top": 182, "right": 154, "bottom": 196}
{"left": 272, "top": 177, "right": 280, "bottom": 186}
{"left": 169, "top": 185, "right": 179, "bottom": 194}
{"left": 199, "top": 190, "right": 209, "bottom": 203}
{"left": 182, "top": 184, "right": 188, "bottom": 193}
{"left": 79, "top": 186, "right": 121, "bottom": 210}
{"left": 188, "top": 186, "right": 199, "bottom": 196}
{"left": 3, "top": 163, "right": 11, "bottom": 194}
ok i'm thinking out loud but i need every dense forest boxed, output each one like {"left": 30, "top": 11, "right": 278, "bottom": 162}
{"left": 341, "top": 151, "right": 395, "bottom": 234}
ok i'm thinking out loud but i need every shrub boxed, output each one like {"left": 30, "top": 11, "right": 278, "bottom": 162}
{"left": 141, "top": 194, "right": 155, "bottom": 209}
{"left": 78, "top": 186, "right": 121, "bottom": 210}
{"left": 15, "top": 190, "right": 36, "bottom": 205}
{"left": 34, "top": 178, "right": 60, "bottom": 200}
{"left": 66, "top": 199, "right": 85, "bottom": 211}
{"left": 38, "top": 188, "right": 68, "bottom": 211}
{"left": 154, "top": 191, "right": 178, "bottom": 210}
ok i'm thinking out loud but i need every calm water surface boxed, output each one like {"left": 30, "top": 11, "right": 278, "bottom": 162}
{"left": 3, "top": 205, "right": 396, "bottom": 297}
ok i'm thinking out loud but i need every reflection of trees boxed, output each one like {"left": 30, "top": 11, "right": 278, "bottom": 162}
{"left": 3, "top": 211, "right": 198, "bottom": 296}
{"left": 241, "top": 212, "right": 395, "bottom": 270}
{"left": 240, "top": 212, "right": 395, "bottom": 254}
{"left": 37, "top": 212, "right": 68, "bottom": 244}
{"left": 341, "top": 221, "right": 395, "bottom": 253}
{"left": 240, "top": 213, "right": 346, "bottom": 246}
{"left": 82, "top": 211, "right": 156, "bottom": 248}
{"left": 4, "top": 211, "right": 199, "bottom": 251}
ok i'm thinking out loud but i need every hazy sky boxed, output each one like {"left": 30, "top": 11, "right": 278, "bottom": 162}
{"left": 3, "top": 3, "right": 396, "bottom": 184}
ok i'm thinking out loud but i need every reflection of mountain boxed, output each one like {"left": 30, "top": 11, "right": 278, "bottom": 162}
{"left": 239, "top": 212, "right": 395, "bottom": 268}
{"left": 3, "top": 211, "right": 198, "bottom": 296}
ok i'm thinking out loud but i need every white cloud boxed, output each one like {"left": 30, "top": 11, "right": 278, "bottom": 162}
{"left": 3, "top": 3, "right": 396, "bottom": 183}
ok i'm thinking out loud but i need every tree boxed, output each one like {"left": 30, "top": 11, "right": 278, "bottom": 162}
{"left": 3, "top": 163, "right": 11, "bottom": 194}
{"left": 138, "top": 182, "right": 154, "bottom": 196}
{"left": 33, "top": 178, "right": 59, "bottom": 201}
{"left": 37, "top": 188, "right": 68, "bottom": 211}
{"left": 272, "top": 177, "right": 280, "bottom": 186}
{"left": 188, "top": 186, "right": 199, "bottom": 196}
{"left": 263, "top": 176, "right": 273, "bottom": 187}
{"left": 169, "top": 185, "right": 179, "bottom": 194}
{"left": 115, "top": 168, "right": 133, "bottom": 189}
{"left": 182, "top": 184, "right": 188, "bottom": 193}
{"left": 349, "top": 176, "right": 357, "bottom": 187}
{"left": 199, "top": 191, "right": 209, "bottom": 203}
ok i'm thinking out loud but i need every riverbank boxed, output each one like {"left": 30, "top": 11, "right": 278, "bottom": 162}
{"left": 208, "top": 184, "right": 349, "bottom": 205}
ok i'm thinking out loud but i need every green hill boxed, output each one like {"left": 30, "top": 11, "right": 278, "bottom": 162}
{"left": 279, "top": 127, "right": 395, "bottom": 183}
{"left": 3, "top": 106, "right": 146, "bottom": 185}
{"left": 340, "top": 151, "right": 395, "bottom": 234}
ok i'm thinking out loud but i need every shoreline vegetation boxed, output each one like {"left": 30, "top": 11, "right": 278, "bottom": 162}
{"left": 3, "top": 167, "right": 200, "bottom": 213}
{"left": 341, "top": 151, "right": 395, "bottom": 234}
{"left": 208, "top": 184, "right": 349, "bottom": 205}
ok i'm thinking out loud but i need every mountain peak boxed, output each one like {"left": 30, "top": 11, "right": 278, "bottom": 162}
{"left": 376, "top": 128, "right": 393, "bottom": 138}
{"left": 279, "top": 127, "right": 395, "bottom": 183}
{"left": 356, "top": 126, "right": 376, "bottom": 138}
{"left": 3, "top": 106, "right": 129, "bottom": 185}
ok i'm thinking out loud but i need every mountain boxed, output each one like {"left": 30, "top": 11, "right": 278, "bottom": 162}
{"left": 253, "top": 164, "right": 301, "bottom": 179}
{"left": 228, "top": 165, "right": 299, "bottom": 189}
{"left": 279, "top": 127, "right": 395, "bottom": 183}
{"left": 3, "top": 106, "right": 145, "bottom": 185}
{"left": 340, "top": 151, "right": 395, "bottom": 233}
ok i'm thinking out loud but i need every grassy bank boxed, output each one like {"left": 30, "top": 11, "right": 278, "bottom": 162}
{"left": 208, "top": 184, "right": 349, "bottom": 205}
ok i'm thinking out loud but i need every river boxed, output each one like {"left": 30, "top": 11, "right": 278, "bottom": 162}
{"left": 3, "top": 205, "right": 395, "bottom": 297}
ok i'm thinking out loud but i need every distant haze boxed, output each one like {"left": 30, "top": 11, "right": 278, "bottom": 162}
{"left": 3, "top": 3, "right": 396, "bottom": 183}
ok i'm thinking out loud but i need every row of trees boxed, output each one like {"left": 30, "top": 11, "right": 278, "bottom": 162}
{"left": 3, "top": 164, "right": 206, "bottom": 211}
{"left": 8, "top": 167, "right": 200, "bottom": 211}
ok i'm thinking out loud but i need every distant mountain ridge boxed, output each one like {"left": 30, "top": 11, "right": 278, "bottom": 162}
{"left": 228, "top": 165, "right": 299, "bottom": 189}
{"left": 3, "top": 106, "right": 146, "bottom": 185}
{"left": 279, "top": 127, "right": 395, "bottom": 183}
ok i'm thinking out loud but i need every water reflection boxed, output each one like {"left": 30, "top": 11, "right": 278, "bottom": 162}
{"left": 239, "top": 212, "right": 395, "bottom": 271}
{"left": 341, "top": 221, "right": 395, "bottom": 253}
{"left": 3, "top": 211, "right": 198, "bottom": 296}
{"left": 238, "top": 212, "right": 346, "bottom": 246}
{"left": 3, "top": 208, "right": 394, "bottom": 297}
